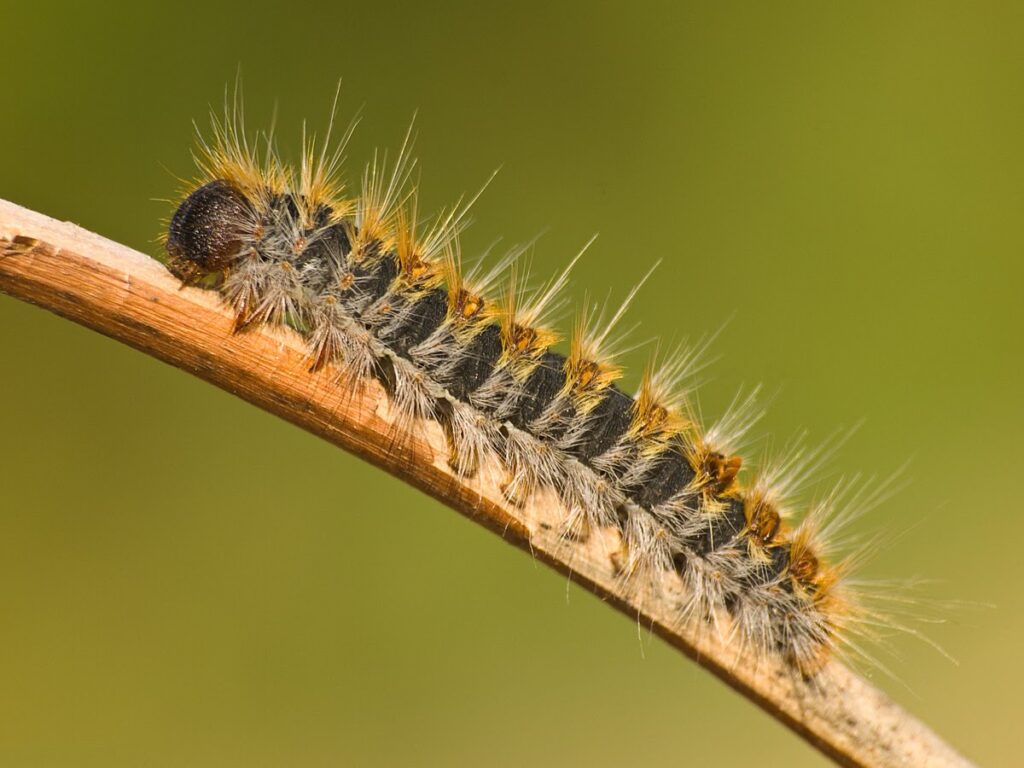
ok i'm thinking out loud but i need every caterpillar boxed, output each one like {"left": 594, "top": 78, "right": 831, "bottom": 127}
{"left": 163, "top": 94, "right": 890, "bottom": 680}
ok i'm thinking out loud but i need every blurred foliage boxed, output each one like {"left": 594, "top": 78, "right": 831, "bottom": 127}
{"left": 1, "top": 2, "right": 1021, "bottom": 765}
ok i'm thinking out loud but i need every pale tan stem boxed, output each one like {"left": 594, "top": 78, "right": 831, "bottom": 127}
{"left": 0, "top": 199, "right": 972, "bottom": 768}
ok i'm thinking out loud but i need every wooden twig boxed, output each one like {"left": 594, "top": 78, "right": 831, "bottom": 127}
{"left": 0, "top": 198, "right": 972, "bottom": 768}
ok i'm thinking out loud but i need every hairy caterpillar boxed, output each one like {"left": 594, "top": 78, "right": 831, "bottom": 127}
{"left": 163, "top": 94, "right": 896, "bottom": 681}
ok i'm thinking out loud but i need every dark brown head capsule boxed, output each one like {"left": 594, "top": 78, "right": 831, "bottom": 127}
{"left": 166, "top": 179, "right": 253, "bottom": 283}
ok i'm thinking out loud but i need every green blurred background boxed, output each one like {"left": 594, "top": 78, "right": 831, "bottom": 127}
{"left": 1, "top": 2, "right": 1021, "bottom": 765}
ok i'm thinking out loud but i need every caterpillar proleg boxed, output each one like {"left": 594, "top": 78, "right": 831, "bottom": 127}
{"left": 160, "top": 92, "right": 904, "bottom": 680}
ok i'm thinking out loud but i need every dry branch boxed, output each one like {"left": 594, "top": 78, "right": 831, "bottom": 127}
{"left": 0, "top": 198, "right": 972, "bottom": 768}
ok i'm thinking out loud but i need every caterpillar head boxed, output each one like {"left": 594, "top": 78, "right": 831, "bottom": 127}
{"left": 166, "top": 179, "right": 253, "bottom": 283}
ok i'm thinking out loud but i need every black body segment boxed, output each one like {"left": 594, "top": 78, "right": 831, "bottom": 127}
{"left": 757, "top": 544, "right": 791, "bottom": 585}
{"left": 446, "top": 324, "right": 504, "bottom": 400}
{"left": 383, "top": 287, "right": 449, "bottom": 358}
{"left": 507, "top": 351, "right": 568, "bottom": 430}
{"left": 354, "top": 253, "right": 399, "bottom": 306}
{"left": 569, "top": 384, "right": 634, "bottom": 462}
{"left": 696, "top": 496, "right": 747, "bottom": 555}
{"left": 295, "top": 222, "right": 351, "bottom": 272}
{"left": 631, "top": 446, "right": 697, "bottom": 508}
